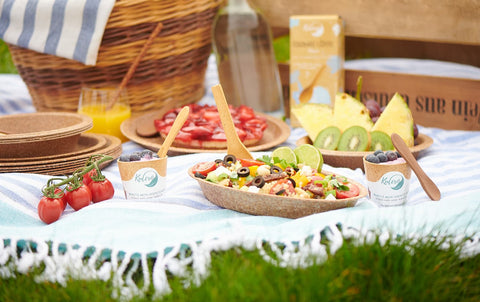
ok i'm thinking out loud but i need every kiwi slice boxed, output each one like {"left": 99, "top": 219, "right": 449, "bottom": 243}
{"left": 337, "top": 126, "right": 370, "bottom": 151}
{"left": 313, "top": 126, "right": 341, "bottom": 150}
{"left": 369, "top": 130, "right": 394, "bottom": 151}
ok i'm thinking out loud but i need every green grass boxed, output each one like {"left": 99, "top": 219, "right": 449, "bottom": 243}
{"left": 0, "top": 39, "right": 18, "bottom": 74}
{"left": 1, "top": 235, "right": 479, "bottom": 301}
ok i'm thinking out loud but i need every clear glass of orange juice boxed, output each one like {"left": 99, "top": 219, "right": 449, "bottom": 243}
{"left": 78, "top": 87, "right": 132, "bottom": 142}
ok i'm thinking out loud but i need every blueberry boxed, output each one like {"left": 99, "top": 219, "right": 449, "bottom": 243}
{"left": 141, "top": 149, "right": 153, "bottom": 158}
{"left": 129, "top": 153, "right": 141, "bottom": 161}
{"left": 396, "top": 151, "right": 401, "bottom": 158}
{"left": 385, "top": 151, "right": 398, "bottom": 161}
{"left": 373, "top": 150, "right": 384, "bottom": 156}
{"left": 366, "top": 154, "right": 380, "bottom": 163}
{"left": 377, "top": 153, "right": 388, "bottom": 162}
{"left": 119, "top": 154, "right": 130, "bottom": 162}
{"left": 142, "top": 153, "right": 153, "bottom": 160}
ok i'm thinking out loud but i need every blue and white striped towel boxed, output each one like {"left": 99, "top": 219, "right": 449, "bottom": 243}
{"left": 0, "top": 0, "right": 115, "bottom": 65}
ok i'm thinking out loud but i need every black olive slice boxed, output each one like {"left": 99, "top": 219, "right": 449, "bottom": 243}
{"left": 237, "top": 166, "right": 250, "bottom": 177}
{"left": 252, "top": 176, "right": 265, "bottom": 188}
{"left": 194, "top": 172, "right": 206, "bottom": 179}
{"left": 287, "top": 177, "right": 296, "bottom": 188}
{"left": 215, "top": 159, "right": 223, "bottom": 165}
{"left": 284, "top": 167, "right": 295, "bottom": 176}
{"left": 223, "top": 154, "right": 236, "bottom": 166}
{"left": 270, "top": 165, "right": 282, "bottom": 174}
{"left": 275, "top": 189, "right": 286, "bottom": 195}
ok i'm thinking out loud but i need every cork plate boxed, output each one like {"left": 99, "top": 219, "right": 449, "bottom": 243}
{"left": 121, "top": 109, "right": 290, "bottom": 155}
{"left": 0, "top": 133, "right": 107, "bottom": 163}
{"left": 188, "top": 168, "right": 367, "bottom": 219}
{"left": 0, "top": 134, "right": 122, "bottom": 175}
{"left": 296, "top": 133, "right": 433, "bottom": 171}
{"left": 0, "top": 112, "right": 92, "bottom": 158}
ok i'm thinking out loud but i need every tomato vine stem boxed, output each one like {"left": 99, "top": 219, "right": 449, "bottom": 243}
{"left": 42, "top": 154, "right": 113, "bottom": 197}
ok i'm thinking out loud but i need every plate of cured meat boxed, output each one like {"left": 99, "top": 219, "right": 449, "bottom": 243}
{"left": 121, "top": 104, "right": 290, "bottom": 155}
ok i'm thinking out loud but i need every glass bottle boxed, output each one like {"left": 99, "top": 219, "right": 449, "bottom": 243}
{"left": 212, "top": 0, "right": 283, "bottom": 115}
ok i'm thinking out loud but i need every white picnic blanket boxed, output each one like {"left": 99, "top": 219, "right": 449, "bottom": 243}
{"left": 0, "top": 0, "right": 115, "bottom": 65}
{"left": 1, "top": 56, "right": 480, "bottom": 299}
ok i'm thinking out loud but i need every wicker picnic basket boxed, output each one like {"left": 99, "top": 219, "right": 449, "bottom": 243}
{"left": 8, "top": 0, "right": 223, "bottom": 114}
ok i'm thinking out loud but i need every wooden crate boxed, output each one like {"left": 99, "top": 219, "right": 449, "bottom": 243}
{"left": 253, "top": 0, "right": 480, "bottom": 130}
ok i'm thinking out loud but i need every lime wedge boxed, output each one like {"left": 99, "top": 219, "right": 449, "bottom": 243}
{"left": 271, "top": 146, "right": 297, "bottom": 165}
{"left": 294, "top": 144, "right": 324, "bottom": 172}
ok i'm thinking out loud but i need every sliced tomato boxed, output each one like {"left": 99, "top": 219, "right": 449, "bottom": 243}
{"left": 192, "top": 161, "right": 217, "bottom": 176}
{"left": 335, "top": 183, "right": 360, "bottom": 199}
{"left": 238, "top": 158, "right": 265, "bottom": 167}
{"left": 269, "top": 179, "right": 296, "bottom": 196}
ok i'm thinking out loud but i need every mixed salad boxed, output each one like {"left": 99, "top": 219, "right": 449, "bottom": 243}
{"left": 192, "top": 154, "right": 360, "bottom": 200}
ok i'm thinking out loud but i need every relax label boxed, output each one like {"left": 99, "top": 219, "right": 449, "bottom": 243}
{"left": 366, "top": 171, "right": 410, "bottom": 206}
{"left": 121, "top": 167, "right": 165, "bottom": 199}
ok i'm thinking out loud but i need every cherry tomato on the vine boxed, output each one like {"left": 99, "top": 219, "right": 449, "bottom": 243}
{"left": 38, "top": 196, "right": 65, "bottom": 224}
{"left": 65, "top": 184, "right": 92, "bottom": 211}
{"left": 54, "top": 188, "right": 67, "bottom": 210}
{"left": 82, "top": 169, "right": 98, "bottom": 186}
{"left": 88, "top": 178, "right": 114, "bottom": 203}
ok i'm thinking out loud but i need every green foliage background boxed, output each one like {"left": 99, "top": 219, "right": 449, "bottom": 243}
{"left": 0, "top": 39, "right": 18, "bottom": 74}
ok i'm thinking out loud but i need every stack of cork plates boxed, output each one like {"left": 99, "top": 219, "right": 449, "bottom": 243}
{"left": 0, "top": 112, "right": 122, "bottom": 175}
{"left": 0, "top": 133, "right": 122, "bottom": 175}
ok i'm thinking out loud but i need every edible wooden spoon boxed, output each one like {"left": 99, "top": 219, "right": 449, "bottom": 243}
{"left": 211, "top": 84, "right": 253, "bottom": 159}
{"left": 391, "top": 133, "right": 441, "bottom": 201}
{"left": 299, "top": 65, "right": 325, "bottom": 104}
{"left": 157, "top": 106, "right": 189, "bottom": 158}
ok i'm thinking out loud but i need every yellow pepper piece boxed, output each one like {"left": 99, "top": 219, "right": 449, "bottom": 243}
{"left": 238, "top": 177, "right": 246, "bottom": 188}
{"left": 291, "top": 173, "right": 309, "bottom": 188}
{"left": 249, "top": 166, "right": 259, "bottom": 177}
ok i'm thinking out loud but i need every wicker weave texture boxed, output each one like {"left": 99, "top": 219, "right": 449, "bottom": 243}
{"left": 8, "top": 0, "right": 223, "bottom": 114}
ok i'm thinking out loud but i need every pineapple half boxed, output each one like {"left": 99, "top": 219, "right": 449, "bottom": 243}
{"left": 372, "top": 93, "right": 414, "bottom": 147}
{"left": 333, "top": 93, "right": 374, "bottom": 132}
{"left": 291, "top": 103, "right": 334, "bottom": 142}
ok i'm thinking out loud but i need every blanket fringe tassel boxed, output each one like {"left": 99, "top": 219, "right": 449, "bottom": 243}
{"left": 1, "top": 225, "right": 479, "bottom": 301}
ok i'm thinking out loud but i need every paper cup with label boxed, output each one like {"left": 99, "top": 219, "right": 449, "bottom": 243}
{"left": 363, "top": 155, "right": 411, "bottom": 206}
{"left": 118, "top": 157, "right": 167, "bottom": 199}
